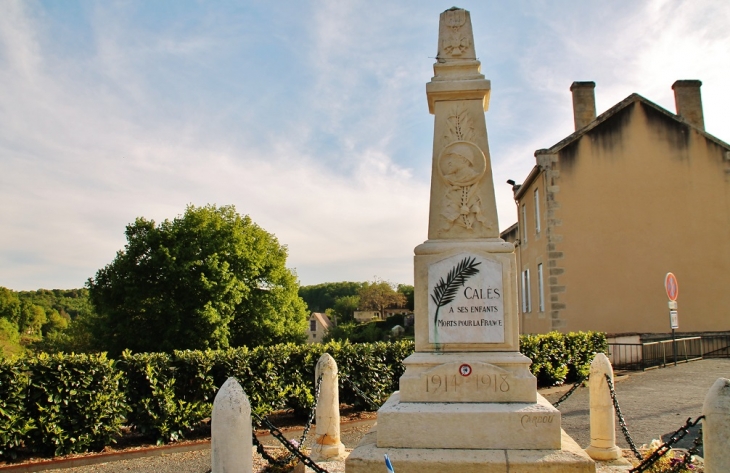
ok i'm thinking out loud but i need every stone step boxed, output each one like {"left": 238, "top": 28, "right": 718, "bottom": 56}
{"left": 347, "top": 428, "right": 596, "bottom": 473}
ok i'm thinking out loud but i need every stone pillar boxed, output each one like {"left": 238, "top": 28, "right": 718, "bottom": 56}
{"left": 211, "top": 377, "right": 252, "bottom": 473}
{"left": 585, "top": 353, "right": 623, "bottom": 461}
{"left": 702, "top": 378, "right": 730, "bottom": 473}
{"left": 310, "top": 353, "right": 345, "bottom": 461}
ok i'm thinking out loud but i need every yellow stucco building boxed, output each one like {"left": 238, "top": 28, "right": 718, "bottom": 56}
{"left": 505, "top": 80, "right": 730, "bottom": 338}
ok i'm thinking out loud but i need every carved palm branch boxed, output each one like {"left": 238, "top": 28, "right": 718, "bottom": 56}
{"left": 444, "top": 105, "right": 475, "bottom": 142}
{"left": 431, "top": 256, "right": 481, "bottom": 329}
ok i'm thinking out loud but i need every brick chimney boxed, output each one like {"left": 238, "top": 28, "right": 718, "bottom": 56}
{"left": 570, "top": 81, "right": 596, "bottom": 131}
{"left": 672, "top": 80, "right": 704, "bottom": 130}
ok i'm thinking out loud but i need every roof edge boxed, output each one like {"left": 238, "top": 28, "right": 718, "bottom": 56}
{"left": 514, "top": 165, "right": 541, "bottom": 200}
{"left": 543, "top": 93, "right": 730, "bottom": 155}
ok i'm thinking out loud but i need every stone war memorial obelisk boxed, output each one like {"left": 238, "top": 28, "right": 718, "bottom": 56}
{"left": 346, "top": 8, "right": 595, "bottom": 472}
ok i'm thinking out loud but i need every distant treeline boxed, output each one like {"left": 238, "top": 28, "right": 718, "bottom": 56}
{"left": 0, "top": 280, "right": 416, "bottom": 358}
{"left": 0, "top": 287, "right": 95, "bottom": 357}
{"left": 298, "top": 280, "right": 414, "bottom": 324}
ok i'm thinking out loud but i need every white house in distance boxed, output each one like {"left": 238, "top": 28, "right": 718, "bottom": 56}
{"left": 353, "top": 308, "right": 414, "bottom": 323}
{"left": 353, "top": 310, "right": 381, "bottom": 323}
{"left": 307, "top": 312, "right": 333, "bottom": 344}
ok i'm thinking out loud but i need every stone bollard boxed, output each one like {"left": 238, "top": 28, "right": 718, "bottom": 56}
{"left": 310, "top": 353, "right": 346, "bottom": 461}
{"left": 211, "top": 377, "right": 253, "bottom": 473}
{"left": 585, "top": 352, "right": 623, "bottom": 461}
{"left": 702, "top": 378, "right": 730, "bottom": 473}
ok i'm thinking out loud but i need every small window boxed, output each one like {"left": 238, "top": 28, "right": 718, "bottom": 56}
{"left": 521, "top": 269, "right": 531, "bottom": 313}
{"left": 310, "top": 320, "right": 316, "bottom": 332}
{"left": 534, "top": 188, "right": 541, "bottom": 234}
{"left": 521, "top": 204, "right": 528, "bottom": 243}
{"left": 538, "top": 263, "right": 544, "bottom": 312}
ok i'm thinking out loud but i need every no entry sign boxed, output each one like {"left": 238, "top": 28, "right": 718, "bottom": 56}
{"left": 665, "top": 272, "right": 678, "bottom": 301}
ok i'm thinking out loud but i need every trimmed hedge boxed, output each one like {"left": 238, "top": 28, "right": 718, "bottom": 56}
{"left": 0, "top": 359, "right": 33, "bottom": 459}
{"left": 0, "top": 332, "right": 605, "bottom": 459}
{"left": 2, "top": 353, "right": 127, "bottom": 458}
{"left": 520, "top": 331, "right": 608, "bottom": 385}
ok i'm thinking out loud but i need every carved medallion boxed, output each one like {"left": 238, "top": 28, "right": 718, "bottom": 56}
{"left": 439, "top": 141, "right": 485, "bottom": 187}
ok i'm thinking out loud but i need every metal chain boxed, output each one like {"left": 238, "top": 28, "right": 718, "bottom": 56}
{"left": 246, "top": 374, "right": 324, "bottom": 466}
{"left": 667, "top": 426, "right": 703, "bottom": 473}
{"left": 254, "top": 412, "right": 330, "bottom": 473}
{"left": 629, "top": 416, "right": 704, "bottom": 473}
{"left": 295, "top": 374, "right": 324, "bottom": 448}
{"left": 251, "top": 429, "right": 293, "bottom": 467}
{"left": 552, "top": 374, "right": 588, "bottom": 408}
{"left": 340, "top": 374, "right": 382, "bottom": 410}
{"left": 604, "top": 374, "right": 643, "bottom": 460}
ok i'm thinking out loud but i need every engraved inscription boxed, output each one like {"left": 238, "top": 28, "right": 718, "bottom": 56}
{"left": 476, "top": 374, "right": 510, "bottom": 392}
{"left": 520, "top": 415, "right": 555, "bottom": 429}
{"left": 428, "top": 254, "right": 505, "bottom": 344}
{"left": 425, "top": 374, "right": 463, "bottom": 393}
{"left": 424, "top": 371, "right": 509, "bottom": 395}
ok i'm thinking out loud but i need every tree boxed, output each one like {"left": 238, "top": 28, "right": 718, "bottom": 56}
{"left": 397, "top": 284, "right": 414, "bottom": 311}
{"left": 0, "top": 287, "right": 21, "bottom": 325}
{"left": 358, "top": 280, "right": 407, "bottom": 316}
{"left": 0, "top": 317, "right": 21, "bottom": 358}
{"left": 298, "top": 282, "right": 365, "bottom": 313}
{"left": 331, "top": 295, "right": 360, "bottom": 323}
{"left": 18, "top": 300, "right": 47, "bottom": 336}
{"left": 86, "top": 204, "right": 307, "bottom": 355}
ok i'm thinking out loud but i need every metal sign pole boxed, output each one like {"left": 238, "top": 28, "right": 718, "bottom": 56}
{"left": 665, "top": 273, "right": 679, "bottom": 366}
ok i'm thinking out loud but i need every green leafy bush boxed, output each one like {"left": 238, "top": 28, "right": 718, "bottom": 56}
{"left": 24, "top": 353, "right": 128, "bottom": 456}
{"left": 0, "top": 359, "right": 33, "bottom": 459}
{"left": 564, "top": 331, "right": 608, "bottom": 379}
{"left": 210, "top": 345, "right": 292, "bottom": 418}
{"left": 521, "top": 331, "right": 607, "bottom": 385}
{"left": 119, "top": 351, "right": 211, "bottom": 444}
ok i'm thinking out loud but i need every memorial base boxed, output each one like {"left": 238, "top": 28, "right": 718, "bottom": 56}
{"left": 399, "top": 352, "right": 537, "bottom": 403}
{"left": 346, "top": 428, "right": 596, "bottom": 473}
{"left": 377, "top": 392, "right": 560, "bottom": 450}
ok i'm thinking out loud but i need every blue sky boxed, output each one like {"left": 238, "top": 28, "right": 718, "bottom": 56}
{"left": 2, "top": 1, "right": 729, "bottom": 290}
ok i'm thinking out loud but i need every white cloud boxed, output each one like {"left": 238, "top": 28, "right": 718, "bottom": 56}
{"left": 2, "top": 1, "right": 729, "bottom": 291}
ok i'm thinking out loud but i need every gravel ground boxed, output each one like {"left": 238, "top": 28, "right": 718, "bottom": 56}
{"left": 50, "top": 450, "right": 213, "bottom": 473}
{"left": 36, "top": 358, "right": 729, "bottom": 472}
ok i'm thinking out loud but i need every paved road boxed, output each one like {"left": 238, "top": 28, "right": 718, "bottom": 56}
{"left": 542, "top": 358, "right": 729, "bottom": 453}
{"left": 43, "top": 358, "right": 728, "bottom": 472}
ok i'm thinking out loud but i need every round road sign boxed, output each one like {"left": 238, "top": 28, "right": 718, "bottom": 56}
{"left": 665, "top": 272, "right": 678, "bottom": 301}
